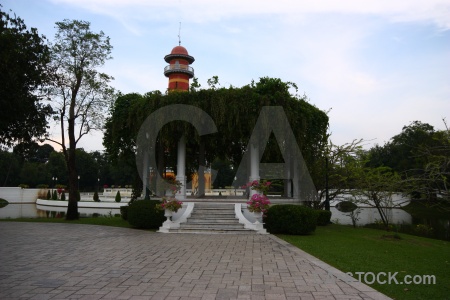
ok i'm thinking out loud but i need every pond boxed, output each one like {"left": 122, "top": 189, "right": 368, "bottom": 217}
{"left": 1, "top": 203, "right": 448, "bottom": 241}
{"left": 0, "top": 203, "right": 121, "bottom": 219}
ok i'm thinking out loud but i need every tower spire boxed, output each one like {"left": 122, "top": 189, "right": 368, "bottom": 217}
{"left": 178, "top": 22, "right": 181, "bottom": 46}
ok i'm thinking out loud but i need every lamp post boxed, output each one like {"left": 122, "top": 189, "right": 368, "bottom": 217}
{"left": 77, "top": 175, "right": 80, "bottom": 191}
{"left": 97, "top": 178, "right": 100, "bottom": 193}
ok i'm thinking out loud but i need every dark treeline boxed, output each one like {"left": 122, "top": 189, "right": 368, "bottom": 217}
{"left": 0, "top": 142, "right": 134, "bottom": 191}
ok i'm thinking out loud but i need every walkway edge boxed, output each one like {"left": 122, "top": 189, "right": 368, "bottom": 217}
{"left": 268, "top": 234, "right": 393, "bottom": 300}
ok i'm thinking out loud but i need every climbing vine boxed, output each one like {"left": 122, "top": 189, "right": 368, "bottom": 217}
{"left": 103, "top": 77, "right": 329, "bottom": 189}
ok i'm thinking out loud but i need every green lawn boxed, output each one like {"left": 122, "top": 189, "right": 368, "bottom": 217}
{"left": 278, "top": 225, "right": 450, "bottom": 300}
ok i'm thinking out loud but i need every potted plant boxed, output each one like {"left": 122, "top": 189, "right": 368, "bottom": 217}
{"left": 242, "top": 180, "right": 272, "bottom": 222}
{"left": 242, "top": 179, "right": 272, "bottom": 195}
{"left": 156, "top": 197, "right": 183, "bottom": 221}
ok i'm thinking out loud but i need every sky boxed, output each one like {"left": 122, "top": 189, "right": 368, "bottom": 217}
{"left": 2, "top": 0, "right": 450, "bottom": 152}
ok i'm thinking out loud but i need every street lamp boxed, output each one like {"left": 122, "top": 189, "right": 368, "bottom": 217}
{"left": 77, "top": 175, "right": 80, "bottom": 191}
{"left": 52, "top": 177, "right": 57, "bottom": 191}
{"left": 97, "top": 178, "right": 100, "bottom": 193}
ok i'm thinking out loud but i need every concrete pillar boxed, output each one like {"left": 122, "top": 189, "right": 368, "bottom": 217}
{"left": 293, "top": 158, "right": 299, "bottom": 200}
{"left": 142, "top": 151, "right": 148, "bottom": 199}
{"left": 176, "top": 135, "right": 186, "bottom": 200}
{"left": 249, "top": 143, "right": 260, "bottom": 197}
{"left": 198, "top": 142, "right": 205, "bottom": 197}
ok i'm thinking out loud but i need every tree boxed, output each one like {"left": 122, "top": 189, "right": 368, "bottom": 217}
{"left": 13, "top": 142, "right": 55, "bottom": 163}
{"left": 47, "top": 151, "right": 68, "bottom": 186}
{"left": 104, "top": 77, "right": 329, "bottom": 202}
{"left": 0, "top": 150, "right": 21, "bottom": 187}
{"left": 46, "top": 20, "right": 114, "bottom": 220}
{"left": 401, "top": 120, "right": 450, "bottom": 204}
{"left": 0, "top": 7, "right": 52, "bottom": 147}
{"left": 351, "top": 152, "right": 402, "bottom": 229}
{"left": 313, "top": 139, "right": 365, "bottom": 209}
{"left": 367, "top": 121, "right": 436, "bottom": 174}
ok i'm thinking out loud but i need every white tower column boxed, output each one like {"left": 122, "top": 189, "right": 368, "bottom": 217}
{"left": 176, "top": 135, "right": 186, "bottom": 200}
{"left": 249, "top": 143, "right": 260, "bottom": 198}
{"left": 142, "top": 151, "right": 148, "bottom": 198}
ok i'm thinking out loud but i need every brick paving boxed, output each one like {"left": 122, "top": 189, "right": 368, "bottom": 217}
{"left": 0, "top": 223, "right": 391, "bottom": 300}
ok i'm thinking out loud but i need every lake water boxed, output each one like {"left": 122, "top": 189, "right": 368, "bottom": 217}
{"left": 0, "top": 203, "right": 121, "bottom": 219}
{"left": 1, "top": 203, "right": 448, "bottom": 240}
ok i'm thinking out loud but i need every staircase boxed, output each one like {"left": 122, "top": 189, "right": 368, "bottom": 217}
{"left": 169, "top": 202, "right": 256, "bottom": 234}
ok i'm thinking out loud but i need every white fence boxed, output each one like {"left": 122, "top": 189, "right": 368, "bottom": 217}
{"left": 0, "top": 187, "right": 43, "bottom": 203}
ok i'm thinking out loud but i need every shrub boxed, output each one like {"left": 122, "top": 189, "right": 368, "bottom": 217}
{"left": 120, "top": 205, "right": 128, "bottom": 220}
{"left": 47, "top": 190, "right": 51, "bottom": 200}
{"left": 76, "top": 190, "right": 81, "bottom": 202}
{"left": 60, "top": 192, "right": 66, "bottom": 201}
{"left": 127, "top": 200, "right": 165, "bottom": 229}
{"left": 93, "top": 191, "right": 99, "bottom": 202}
{"left": 0, "top": 198, "right": 9, "bottom": 208}
{"left": 18, "top": 184, "right": 29, "bottom": 188}
{"left": 316, "top": 210, "right": 332, "bottom": 226}
{"left": 336, "top": 201, "right": 357, "bottom": 212}
{"left": 52, "top": 190, "right": 58, "bottom": 200}
{"left": 36, "top": 184, "right": 49, "bottom": 188}
{"left": 115, "top": 191, "right": 121, "bottom": 202}
{"left": 264, "top": 204, "right": 317, "bottom": 235}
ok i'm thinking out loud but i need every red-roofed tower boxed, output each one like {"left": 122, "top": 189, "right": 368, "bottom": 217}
{"left": 164, "top": 45, "right": 195, "bottom": 91}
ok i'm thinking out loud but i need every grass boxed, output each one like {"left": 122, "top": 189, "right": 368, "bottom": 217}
{"left": 278, "top": 224, "right": 450, "bottom": 300}
{"left": 0, "top": 216, "right": 132, "bottom": 228}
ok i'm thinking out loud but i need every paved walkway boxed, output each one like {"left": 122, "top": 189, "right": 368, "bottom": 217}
{"left": 0, "top": 223, "right": 391, "bottom": 300}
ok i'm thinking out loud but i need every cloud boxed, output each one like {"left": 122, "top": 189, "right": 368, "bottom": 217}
{"left": 51, "top": 0, "right": 450, "bottom": 32}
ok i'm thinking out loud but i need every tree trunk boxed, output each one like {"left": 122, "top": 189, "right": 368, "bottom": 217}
{"left": 66, "top": 99, "right": 78, "bottom": 220}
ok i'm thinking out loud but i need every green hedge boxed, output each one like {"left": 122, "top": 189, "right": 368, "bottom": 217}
{"left": 315, "top": 209, "right": 332, "bottom": 226}
{"left": 120, "top": 205, "right": 128, "bottom": 221}
{"left": 127, "top": 200, "right": 165, "bottom": 229}
{"left": 264, "top": 204, "right": 317, "bottom": 235}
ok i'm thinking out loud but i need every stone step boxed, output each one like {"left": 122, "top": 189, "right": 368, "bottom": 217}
{"left": 194, "top": 203, "right": 234, "bottom": 206}
{"left": 168, "top": 228, "right": 256, "bottom": 234}
{"left": 187, "top": 218, "right": 239, "bottom": 224}
{"left": 165, "top": 202, "right": 258, "bottom": 234}
{"left": 191, "top": 209, "right": 235, "bottom": 213}
{"left": 179, "top": 224, "right": 245, "bottom": 230}
{"left": 193, "top": 207, "right": 235, "bottom": 212}
{"left": 190, "top": 213, "right": 236, "bottom": 218}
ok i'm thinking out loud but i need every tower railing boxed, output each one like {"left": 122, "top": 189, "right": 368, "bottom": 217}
{"left": 164, "top": 64, "right": 194, "bottom": 76}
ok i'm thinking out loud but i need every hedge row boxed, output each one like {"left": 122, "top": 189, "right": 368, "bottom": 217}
{"left": 264, "top": 205, "right": 331, "bottom": 235}
{"left": 125, "top": 200, "right": 165, "bottom": 229}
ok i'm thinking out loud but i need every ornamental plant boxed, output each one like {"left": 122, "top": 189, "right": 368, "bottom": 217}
{"left": 246, "top": 193, "right": 271, "bottom": 215}
{"left": 156, "top": 197, "right": 183, "bottom": 212}
{"left": 242, "top": 180, "right": 272, "bottom": 195}
{"left": 115, "top": 191, "right": 121, "bottom": 202}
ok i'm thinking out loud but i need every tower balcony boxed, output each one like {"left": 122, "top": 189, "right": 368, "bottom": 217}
{"left": 164, "top": 64, "right": 195, "bottom": 78}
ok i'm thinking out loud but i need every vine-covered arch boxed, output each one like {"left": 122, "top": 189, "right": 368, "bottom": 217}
{"left": 104, "top": 77, "right": 329, "bottom": 198}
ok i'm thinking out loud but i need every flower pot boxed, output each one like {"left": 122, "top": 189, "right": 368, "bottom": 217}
{"left": 164, "top": 209, "right": 173, "bottom": 221}
{"left": 252, "top": 211, "right": 263, "bottom": 224}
